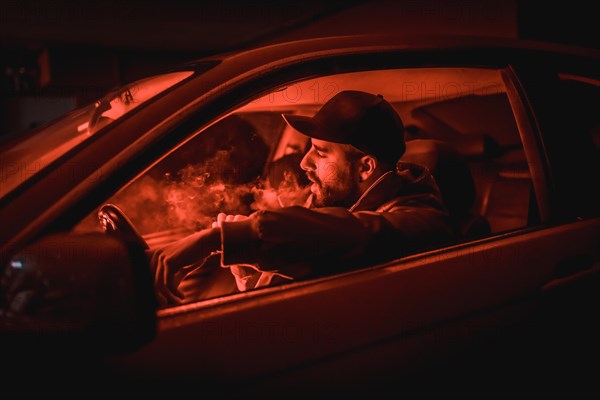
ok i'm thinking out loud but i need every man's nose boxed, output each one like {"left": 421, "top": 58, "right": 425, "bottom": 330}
{"left": 300, "top": 149, "right": 313, "bottom": 171}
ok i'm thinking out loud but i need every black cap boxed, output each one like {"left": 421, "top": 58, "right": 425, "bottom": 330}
{"left": 282, "top": 90, "right": 405, "bottom": 164}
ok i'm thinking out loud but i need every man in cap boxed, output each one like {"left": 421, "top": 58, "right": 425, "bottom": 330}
{"left": 149, "top": 90, "right": 454, "bottom": 305}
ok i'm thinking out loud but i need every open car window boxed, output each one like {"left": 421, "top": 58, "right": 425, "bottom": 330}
{"left": 74, "top": 67, "right": 539, "bottom": 307}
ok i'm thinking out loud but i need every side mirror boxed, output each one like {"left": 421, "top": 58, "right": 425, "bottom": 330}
{"left": 0, "top": 233, "right": 156, "bottom": 355}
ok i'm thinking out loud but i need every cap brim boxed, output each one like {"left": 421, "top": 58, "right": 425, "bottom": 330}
{"left": 282, "top": 113, "right": 338, "bottom": 143}
{"left": 281, "top": 114, "right": 318, "bottom": 135}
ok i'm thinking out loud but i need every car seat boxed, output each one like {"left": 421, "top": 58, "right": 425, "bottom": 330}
{"left": 477, "top": 149, "right": 532, "bottom": 233}
{"left": 400, "top": 139, "right": 491, "bottom": 238}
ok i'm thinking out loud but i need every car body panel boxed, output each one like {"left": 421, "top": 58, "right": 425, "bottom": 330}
{"left": 106, "top": 217, "right": 598, "bottom": 387}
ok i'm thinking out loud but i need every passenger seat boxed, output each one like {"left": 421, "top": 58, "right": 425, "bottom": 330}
{"left": 478, "top": 149, "right": 532, "bottom": 233}
{"left": 400, "top": 139, "right": 491, "bottom": 238}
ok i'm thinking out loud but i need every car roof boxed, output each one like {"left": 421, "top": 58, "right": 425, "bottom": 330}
{"left": 195, "top": 34, "right": 600, "bottom": 65}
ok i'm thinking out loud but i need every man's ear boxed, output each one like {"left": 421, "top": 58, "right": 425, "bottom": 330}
{"left": 358, "top": 155, "right": 378, "bottom": 182}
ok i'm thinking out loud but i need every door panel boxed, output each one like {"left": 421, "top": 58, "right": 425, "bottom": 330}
{"left": 110, "top": 218, "right": 599, "bottom": 389}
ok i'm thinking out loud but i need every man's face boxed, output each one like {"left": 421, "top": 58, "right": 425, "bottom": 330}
{"left": 300, "top": 138, "right": 361, "bottom": 207}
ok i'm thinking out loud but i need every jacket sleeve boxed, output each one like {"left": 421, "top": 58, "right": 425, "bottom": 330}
{"left": 220, "top": 204, "right": 453, "bottom": 275}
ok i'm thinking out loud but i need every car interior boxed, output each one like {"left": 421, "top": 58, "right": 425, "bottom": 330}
{"left": 401, "top": 92, "right": 536, "bottom": 235}
{"left": 74, "top": 67, "right": 538, "bottom": 302}
{"left": 235, "top": 67, "right": 536, "bottom": 238}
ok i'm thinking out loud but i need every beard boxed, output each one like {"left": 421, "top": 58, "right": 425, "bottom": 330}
{"left": 307, "top": 170, "right": 361, "bottom": 208}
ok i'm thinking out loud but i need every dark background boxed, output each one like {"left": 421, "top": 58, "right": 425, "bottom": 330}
{"left": 0, "top": 0, "right": 596, "bottom": 138}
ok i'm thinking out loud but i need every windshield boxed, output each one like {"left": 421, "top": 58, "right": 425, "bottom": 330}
{"left": 0, "top": 70, "right": 194, "bottom": 199}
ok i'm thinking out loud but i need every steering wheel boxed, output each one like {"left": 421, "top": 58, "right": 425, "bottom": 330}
{"left": 98, "top": 204, "right": 149, "bottom": 250}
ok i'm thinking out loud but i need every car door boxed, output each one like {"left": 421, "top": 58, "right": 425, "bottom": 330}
{"left": 99, "top": 48, "right": 598, "bottom": 396}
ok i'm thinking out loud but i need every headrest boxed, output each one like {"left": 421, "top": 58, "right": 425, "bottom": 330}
{"left": 455, "top": 134, "right": 502, "bottom": 160}
{"left": 404, "top": 123, "right": 501, "bottom": 160}
{"left": 400, "top": 139, "right": 476, "bottom": 217}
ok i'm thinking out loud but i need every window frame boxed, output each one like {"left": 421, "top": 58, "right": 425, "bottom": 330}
{"left": 507, "top": 53, "right": 600, "bottom": 223}
{"left": 138, "top": 62, "right": 550, "bottom": 310}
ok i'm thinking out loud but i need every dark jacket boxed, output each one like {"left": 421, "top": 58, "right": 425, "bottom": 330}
{"left": 220, "top": 163, "right": 454, "bottom": 287}
{"left": 150, "top": 163, "right": 454, "bottom": 303}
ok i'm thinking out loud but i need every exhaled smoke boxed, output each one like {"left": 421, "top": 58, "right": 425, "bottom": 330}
{"left": 252, "top": 170, "right": 312, "bottom": 209}
{"left": 111, "top": 150, "right": 311, "bottom": 235}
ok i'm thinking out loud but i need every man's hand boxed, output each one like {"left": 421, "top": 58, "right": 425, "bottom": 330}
{"left": 212, "top": 212, "right": 248, "bottom": 228}
{"left": 148, "top": 227, "right": 222, "bottom": 305}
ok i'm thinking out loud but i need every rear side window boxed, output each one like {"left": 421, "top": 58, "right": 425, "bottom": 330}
{"left": 557, "top": 73, "right": 600, "bottom": 151}
{"left": 555, "top": 73, "right": 600, "bottom": 217}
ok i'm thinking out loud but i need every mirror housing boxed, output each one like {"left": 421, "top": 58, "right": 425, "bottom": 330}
{"left": 1, "top": 233, "right": 156, "bottom": 355}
